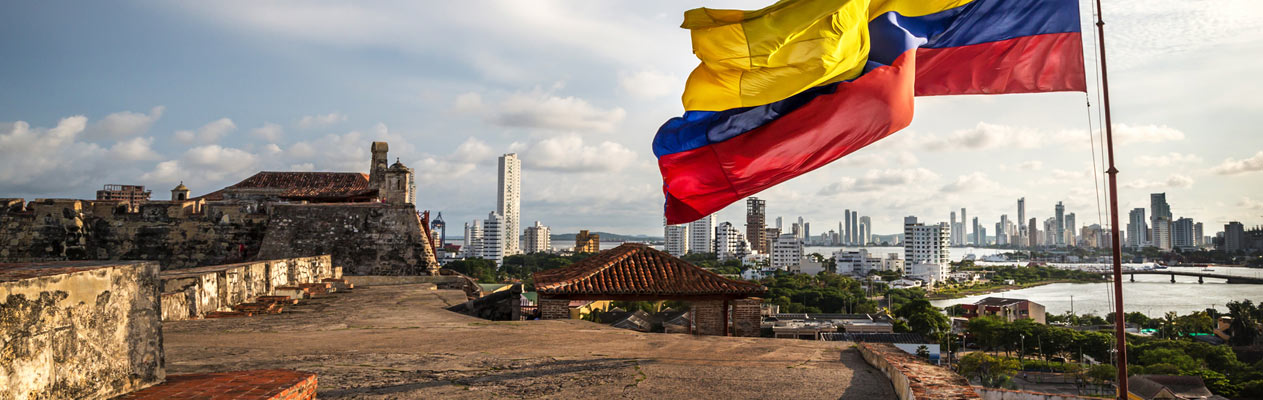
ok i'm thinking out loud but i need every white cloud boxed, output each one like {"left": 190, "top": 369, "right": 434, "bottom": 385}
{"left": 514, "top": 135, "right": 637, "bottom": 172}
{"left": 0, "top": 117, "right": 107, "bottom": 193}
{"left": 1113, "top": 124, "right": 1185, "bottom": 145}
{"left": 1211, "top": 151, "right": 1263, "bottom": 175}
{"left": 175, "top": 118, "right": 236, "bottom": 144}
{"left": 818, "top": 168, "right": 938, "bottom": 195}
{"left": 413, "top": 137, "right": 494, "bottom": 184}
{"left": 619, "top": 70, "right": 680, "bottom": 99}
{"left": 252, "top": 122, "right": 284, "bottom": 142}
{"left": 940, "top": 172, "right": 1003, "bottom": 193}
{"left": 85, "top": 106, "right": 165, "bottom": 140}
{"left": 107, "top": 137, "right": 161, "bottom": 161}
{"left": 1134, "top": 152, "right": 1202, "bottom": 167}
{"left": 297, "top": 112, "right": 347, "bottom": 129}
{"left": 920, "top": 123, "right": 1044, "bottom": 151}
{"left": 462, "top": 88, "right": 627, "bottom": 133}
{"left": 1122, "top": 174, "right": 1194, "bottom": 189}
{"left": 1017, "top": 160, "right": 1044, "bottom": 171}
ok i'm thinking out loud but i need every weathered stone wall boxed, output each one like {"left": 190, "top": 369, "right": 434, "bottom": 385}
{"left": 693, "top": 300, "right": 725, "bottom": 336}
{"left": 731, "top": 298, "right": 762, "bottom": 337}
{"left": 857, "top": 342, "right": 981, "bottom": 400}
{"left": 1, "top": 199, "right": 438, "bottom": 276}
{"left": 159, "top": 255, "right": 334, "bottom": 320}
{"left": 975, "top": 388, "right": 1098, "bottom": 400}
{"left": 0, "top": 261, "right": 164, "bottom": 399}
{"left": 256, "top": 204, "right": 438, "bottom": 276}
{"left": 538, "top": 299, "right": 570, "bottom": 320}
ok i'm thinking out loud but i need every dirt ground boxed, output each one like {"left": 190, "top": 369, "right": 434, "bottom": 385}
{"left": 163, "top": 283, "right": 898, "bottom": 399}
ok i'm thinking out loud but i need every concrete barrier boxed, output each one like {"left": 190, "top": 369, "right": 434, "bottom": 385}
{"left": 158, "top": 255, "right": 335, "bottom": 320}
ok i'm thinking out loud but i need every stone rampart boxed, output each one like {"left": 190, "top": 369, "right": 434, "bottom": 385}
{"left": 159, "top": 255, "right": 335, "bottom": 320}
{"left": 856, "top": 342, "right": 981, "bottom": 400}
{"left": 0, "top": 198, "right": 438, "bottom": 276}
{"left": 256, "top": 203, "right": 438, "bottom": 275}
{"left": 0, "top": 261, "right": 164, "bottom": 399}
{"left": 975, "top": 388, "right": 1099, "bottom": 400}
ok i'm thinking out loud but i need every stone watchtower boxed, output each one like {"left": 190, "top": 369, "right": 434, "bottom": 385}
{"left": 368, "top": 142, "right": 415, "bottom": 205}
{"left": 171, "top": 182, "right": 190, "bottom": 201}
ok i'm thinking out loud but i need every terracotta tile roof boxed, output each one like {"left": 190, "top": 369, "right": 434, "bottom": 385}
{"left": 198, "top": 171, "right": 376, "bottom": 201}
{"left": 534, "top": 243, "right": 765, "bottom": 298}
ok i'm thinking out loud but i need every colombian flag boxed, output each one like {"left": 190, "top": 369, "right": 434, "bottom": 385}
{"left": 656, "top": 0, "right": 1086, "bottom": 224}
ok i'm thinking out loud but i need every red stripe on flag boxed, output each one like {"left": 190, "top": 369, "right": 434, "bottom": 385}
{"left": 915, "top": 32, "right": 1086, "bottom": 96}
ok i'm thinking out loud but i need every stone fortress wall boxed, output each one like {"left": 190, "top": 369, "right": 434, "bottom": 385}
{"left": 0, "top": 197, "right": 439, "bottom": 276}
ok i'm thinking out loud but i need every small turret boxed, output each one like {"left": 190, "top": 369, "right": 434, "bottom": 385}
{"left": 171, "top": 182, "right": 190, "bottom": 201}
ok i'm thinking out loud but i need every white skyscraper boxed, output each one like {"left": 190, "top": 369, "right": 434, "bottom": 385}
{"left": 523, "top": 221, "right": 550, "bottom": 254}
{"left": 481, "top": 212, "right": 504, "bottom": 266}
{"left": 771, "top": 233, "right": 803, "bottom": 270}
{"left": 714, "top": 222, "right": 749, "bottom": 261}
{"left": 1153, "top": 216, "right": 1173, "bottom": 251}
{"left": 904, "top": 216, "right": 950, "bottom": 267}
{"left": 497, "top": 153, "right": 521, "bottom": 256}
{"left": 859, "top": 216, "right": 871, "bottom": 245}
{"left": 463, "top": 219, "right": 483, "bottom": 258}
{"left": 687, "top": 214, "right": 713, "bottom": 254}
{"left": 664, "top": 219, "right": 690, "bottom": 257}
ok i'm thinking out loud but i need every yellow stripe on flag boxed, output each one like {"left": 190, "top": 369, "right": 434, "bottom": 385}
{"left": 681, "top": 0, "right": 976, "bottom": 112}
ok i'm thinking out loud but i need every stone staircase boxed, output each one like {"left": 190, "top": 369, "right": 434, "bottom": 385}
{"left": 205, "top": 277, "right": 356, "bottom": 319}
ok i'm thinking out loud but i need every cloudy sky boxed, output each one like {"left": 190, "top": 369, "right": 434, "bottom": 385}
{"left": 3, "top": 0, "right": 1262, "bottom": 237}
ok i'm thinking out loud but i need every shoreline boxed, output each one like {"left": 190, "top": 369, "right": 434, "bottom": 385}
{"left": 926, "top": 279, "right": 1104, "bottom": 301}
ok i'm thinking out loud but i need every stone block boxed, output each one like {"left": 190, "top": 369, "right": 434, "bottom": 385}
{"left": 161, "top": 290, "right": 192, "bottom": 321}
{"left": 0, "top": 261, "right": 164, "bottom": 399}
{"left": 731, "top": 298, "right": 762, "bottom": 337}
{"left": 693, "top": 300, "right": 725, "bottom": 336}
{"left": 538, "top": 298, "right": 570, "bottom": 320}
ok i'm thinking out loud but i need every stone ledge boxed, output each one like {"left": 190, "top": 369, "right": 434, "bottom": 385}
{"left": 857, "top": 342, "right": 981, "bottom": 400}
{"left": 117, "top": 369, "right": 317, "bottom": 400}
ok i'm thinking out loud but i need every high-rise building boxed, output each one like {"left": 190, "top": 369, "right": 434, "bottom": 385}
{"left": 850, "top": 211, "right": 859, "bottom": 246}
{"left": 463, "top": 219, "right": 483, "bottom": 258}
{"left": 714, "top": 222, "right": 750, "bottom": 261}
{"left": 1224, "top": 222, "right": 1246, "bottom": 252}
{"left": 1173, "top": 218, "right": 1195, "bottom": 249}
{"left": 972, "top": 217, "right": 980, "bottom": 245}
{"left": 1028, "top": 218, "right": 1039, "bottom": 248}
{"left": 776, "top": 216, "right": 783, "bottom": 230}
{"left": 859, "top": 216, "right": 871, "bottom": 245}
{"left": 1194, "top": 222, "right": 1204, "bottom": 246}
{"left": 1127, "top": 208, "right": 1148, "bottom": 248}
{"left": 803, "top": 222, "right": 811, "bottom": 243}
{"left": 903, "top": 216, "right": 950, "bottom": 268}
{"left": 497, "top": 154, "right": 521, "bottom": 256}
{"left": 998, "top": 214, "right": 1010, "bottom": 246}
{"left": 481, "top": 212, "right": 504, "bottom": 266}
{"left": 664, "top": 219, "right": 690, "bottom": 256}
{"left": 1054, "top": 202, "right": 1066, "bottom": 246}
{"left": 523, "top": 221, "right": 550, "bottom": 254}
{"left": 575, "top": 230, "right": 600, "bottom": 253}
{"left": 1017, "top": 198, "right": 1026, "bottom": 244}
{"left": 1150, "top": 193, "right": 1171, "bottom": 221}
{"left": 746, "top": 197, "right": 767, "bottom": 253}
{"left": 1043, "top": 217, "right": 1057, "bottom": 246}
{"left": 1153, "top": 216, "right": 1173, "bottom": 251}
{"left": 844, "top": 210, "right": 852, "bottom": 245}
{"left": 950, "top": 211, "right": 958, "bottom": 245}
{"left": 688, "top": 214, "right": 714, "bottom": 254}
{"left": 1065, "top": 213, "right": 1076, "bottom": 246}
{"left": 960, "top": 208, "right": 968, "bottom": 245}
{"left": 770, "top": 233, "right": 803, "bottom": 270}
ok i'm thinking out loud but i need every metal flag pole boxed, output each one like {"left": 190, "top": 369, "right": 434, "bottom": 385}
{"left": 1092, "top": 0, "right": 1130, "bottom": 397}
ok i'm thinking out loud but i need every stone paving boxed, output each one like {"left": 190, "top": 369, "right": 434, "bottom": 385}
{"left": 164, "top": 282, "right": 899, "bottom": 399}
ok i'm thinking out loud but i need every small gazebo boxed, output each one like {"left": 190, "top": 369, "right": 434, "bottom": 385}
{"left": 533, "top": 243, "right": 766, "bottom": 336}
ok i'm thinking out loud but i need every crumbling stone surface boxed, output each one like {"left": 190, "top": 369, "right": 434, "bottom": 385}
{"left": 446, "top": 283, "right": 521, "bottom": 320}
{"left": 256, "top": 204, "right": 438, "bottom": 276}
{"left": 858, "top": 342, "right": 981, "bottom": 400}
{"left": 158, "top": 255, "right": 335, "bottom": 320}
{"left": 0, "top": 261, "right": 164, "bottom": 399}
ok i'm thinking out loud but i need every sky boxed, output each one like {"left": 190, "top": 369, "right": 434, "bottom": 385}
{"left": 2, "top": 0, "right": 1263, "bottom": 237}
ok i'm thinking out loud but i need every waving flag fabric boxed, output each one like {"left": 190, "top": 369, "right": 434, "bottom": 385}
{"left": 656, "top": 0, "right": 1085, "bottom": 224}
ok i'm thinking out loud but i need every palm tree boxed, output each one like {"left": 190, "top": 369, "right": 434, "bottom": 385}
{"left": 1160, "top": 312, "right": 1178, "bottom": 339}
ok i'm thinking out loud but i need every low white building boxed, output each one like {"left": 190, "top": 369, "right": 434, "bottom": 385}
{"left": 908, "top": 263, "right": 947, "bottom": 285}
{"left": 664, "top": 220, "right": 689, "bottom": 257}
{"left": 742, "top": 267, "right": 779, "bottom": 281}
{"left": 789, "top": 256, "right": 825, "bottom": 275}
{"left": 835, "top": 249, "right": 903, "bottom": 276}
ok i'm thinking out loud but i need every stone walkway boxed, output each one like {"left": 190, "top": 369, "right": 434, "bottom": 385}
{"left": 164, "top": 283, "right": 897, "bottom": 399}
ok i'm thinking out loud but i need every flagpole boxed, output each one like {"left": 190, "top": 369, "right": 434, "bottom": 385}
{"left": 1092, "top": 0, "right": 1129, "bottom": 397}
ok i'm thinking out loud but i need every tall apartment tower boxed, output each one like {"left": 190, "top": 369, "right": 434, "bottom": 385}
{"left": 960, "top": 208, "right": 968, "bottom": 245}
{"left": 1053, "top": 202, "right": 1066, "bottom": 246}
{"left": 1028, "top": 218, "right": 1039, "bottom": 248}
{"left": 1224, "top": 222, "right": 1245, "bottom": 252}
{"left": 1127, "top": 208, "right": 1148, "bottom": 248}
{"left": 1150, "top": 193, "right": 1172, "bottom": 251}
{"left": 463, "top": 219, "right": 483, "bottom": 258}
{"left": 950, "top": 211, "right": 958, "bottom": 245}
{"left": 481, "top": 212, "right": 505, "bottom": 267}
{"left": 859, "top": 216, "right": 871, "bottom": 245}
{"left": 746, "top": 197, "right": 767, "bottom": 253}
{"left": 850, "top": 211, "right": 859, "bottom": 246}
{"left": 523, "top": 221, "right": 550, "bottom": 254}
{"left": 1065, "top": 213, "right": 1076, "bottom": 246}
{"left": 972, "top": 217, "right": 980, "bottom": 245}
{"left": 664, "top": 219, "right": 690, "bottom": 257}
{"left": 1017, "top": 198, "right": 1026, "bottom": 245}
{"left": 903, "top": 216, "right": 950, "bottom": 267}
{"left": 844, "top": 210, "right": 852, "bottom": 244}
{"left": 688, "top": 214, "right": 714, "bottom": 254}
{"left": 497, "top": 153, "right": 521, "bottom": 256}
{"left": 1172, "top": 218, "right": 1195, "bottom": 249}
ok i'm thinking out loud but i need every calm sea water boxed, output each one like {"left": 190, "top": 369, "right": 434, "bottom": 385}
{"left": 931, "top": 266, "right": 1263, "bottom": 317}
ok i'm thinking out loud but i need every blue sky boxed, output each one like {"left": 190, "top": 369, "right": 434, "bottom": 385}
{"left": 3, "top": 0, "right": 1263, "bottom": 237}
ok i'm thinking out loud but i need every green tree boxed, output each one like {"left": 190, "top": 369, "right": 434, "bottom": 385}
{"left": 957, "top": 352, "right": 1019, "bottom": 388}
{"left": 1086, "top": 364, "right": 1117, "bottom": 384}
{"left": 894, "top": 299, "right": 949, "bottom": 342}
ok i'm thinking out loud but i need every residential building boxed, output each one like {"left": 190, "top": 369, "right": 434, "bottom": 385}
{"left": 1017, "top": 197, "right": 1026, "bottom": 246}
{"left": 836, "top": 249, "right": 902, "bottom": 276}
{"left": 1194, "top": 222, "right": 1204, "bottom": 246}
{"left": 850, "top": 211, "right": 859, "bottom": 245}
{"left": 482, "top": 212, "right": 504, "bottom": 267}
{"left": 664, "top": 220, "right": 689, "bottom": 257}
{"left": 463, "top": 219, "right": 483, "bottom": 258}
{"left": 1127, "top": 208, "right": 1148, "bottom": 248}
{"left": 1153, "top": 216, "right": 1173, "bottom": 251}
{"left": 972, "top": 217, "right": 981, "bottom": 246}
{"left": 950, "top": 211, "right": 958, "bottom": 245}
{"left": 523, "top": 221, "right": 550, "bottom": 254}
{"left": 96, "top": 184, "right": 151, "bottom": 211}
{"left": 859, "top": 216, "right": 871, "bottom": 245}
{"left": 497, "top": 153, "right": 521, "bottom": 256}
{"left": 575, "top": 230, "right": 600, "bottom": 253}
{"left": 961, "top": 297, "right": 1046, "bottom": 324}
{"left": 1028, "top": 218, "right": 1038, "bottom": 248}
{"left": 844, "top": 210, "right": 852, "bottom": 245}
{"left": 909, "top": 263, "right": 947, "bottom": 285}
{"left": 687, "top": 214, "right": 713, "bottom": 254}
{"left": 746, "top": 197, "right": 767, "bottom": 253}
{"left": 790, "top": 256, "right": 825, "bottom": 275}
{"left": 770, "top": 233, "right": 803, "bottom": 270}
{"left": 1172, "top": 217, "right": 1196, "bottom": 249}
{"left": 1224, "top": 222, "right": 1245, "bottom": 252}
{"left": 714, "top": 222, "right": 750, "bottom": 261}
{"left": 1064, "top": 212, "right": 1076, "bottom": 246}
{"left": 1055, "top": 202, "right": 1066, "bottom": 246}
{"left": 903, "top": 216, "right": 950, "bottom": 272}
{"left": 960, "top": 208, "right": 968, "bottom": 245}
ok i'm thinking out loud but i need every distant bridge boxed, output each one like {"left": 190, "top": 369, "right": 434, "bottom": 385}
{"left": 1125, "top": 270, "right": 1263, "bottom": 284}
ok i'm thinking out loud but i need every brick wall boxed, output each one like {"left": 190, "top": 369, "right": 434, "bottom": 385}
{"left": 693, "top": 300, "right": 725, "bottom": 336}
{"left": 731, "top": 298, "right": 762, "bottom": 337}
{"left": 539, "top": 298, "right": 570, "bottom": 320}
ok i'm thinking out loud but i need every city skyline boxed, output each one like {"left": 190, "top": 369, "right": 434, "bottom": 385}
{"left": 2, "top": 1, "right": 1262, "bottom": 236}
